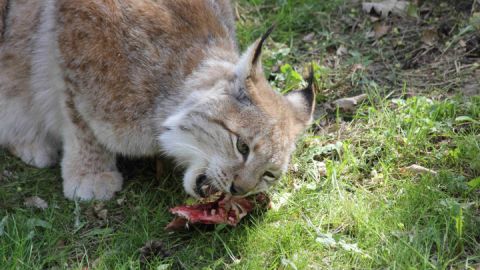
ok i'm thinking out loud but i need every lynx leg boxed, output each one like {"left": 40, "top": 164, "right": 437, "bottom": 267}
{"left": 61, "top": 97, "right": 122, "bottom": 201}
{"left": 8, "top": 136, "right": 60, "bottom": 168}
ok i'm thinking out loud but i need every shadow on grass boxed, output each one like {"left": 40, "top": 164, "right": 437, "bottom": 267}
{"left": 0, "top": 150, "right": 269, "bottom": 268}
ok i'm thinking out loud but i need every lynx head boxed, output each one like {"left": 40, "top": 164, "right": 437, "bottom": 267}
{"left": 159, "top": 28, "right": 315, "bottom": 198}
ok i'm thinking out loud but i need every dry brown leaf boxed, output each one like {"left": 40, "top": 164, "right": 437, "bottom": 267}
{"left": 97, "top": 209, "right": 108, "bottom": 220}
{"left": 116, "top": 197, "right": 126, "bottom": 206}
{"left": 362, "top": 0, "right": 409, "bottom": 18}
{"left": 351, "top": 64, "right": 365, "bottom": 73}
{"left": 86, "top": 202, "right": 108, "bottom": 224}
{"left": 421, "top": 29, "right": 438, "bottom": 46}
{"left": 93, "top": 203, "right": 108, "bottom": 220}
{"left": 56, "top": 239, "right": 65, "bottom": 249}
{"left": 400, "top": 164, "right": 437, "bottom": 175}
{"left": 24, "top": 196, "right": 48, "bottom": 210}
{"left": 374, "top": 23, "right": 391, "bottom": 38}
{"left": 332, "top": 94, "right": 368, "bottom": 112}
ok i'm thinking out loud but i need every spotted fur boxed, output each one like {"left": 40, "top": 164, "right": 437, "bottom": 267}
{"left": 0, "top": 0, "right": 315, "bottom": 200}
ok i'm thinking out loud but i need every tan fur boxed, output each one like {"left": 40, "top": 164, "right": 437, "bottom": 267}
{"left": 0, "top": 0, "right": 314, "bottom": 200}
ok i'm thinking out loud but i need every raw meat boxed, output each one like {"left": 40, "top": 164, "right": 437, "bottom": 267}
{"left": 165, "top": 193, "right": 268, "bottom": 230}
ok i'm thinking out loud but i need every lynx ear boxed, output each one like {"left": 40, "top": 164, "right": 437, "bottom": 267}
{"left": 285, "top": 66, "right": 316, "bottom": 125}
{"left": 236, "top": 26, "right": 275, "bottom": 79}
{"left": 250, "top": 25, "right": 275, "bottom": 71}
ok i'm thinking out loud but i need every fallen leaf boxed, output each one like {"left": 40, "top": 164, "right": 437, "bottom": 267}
{"left": 331, "top": 94, "right": 368, "bottom": 112}
{"left": 96, "top": 209, "right": 108, "bottom": 220}
{"left": 93, "top": 203, "right": 108, "bottom": 220}
{"left": 421, "top": 29, "right": 438, "bottom": 46}
{"left": 362, "top": 0, "right": 409, "bottom": 18}
{"left": 336, "top": 45, "right": 348, "bottom": 56}
{"left": 85, "top": 202, "right": 108, "bottom": 224}
{"left": 56, "top": 239, "right": 66, "bottom": 249}
{"left": 24, "top": 196, "right": 48, "bottom": 210}
{"left": 373, "top": 23, "right": 391, "bottom": 38}
{"left": 351, "top": 64, "right": 365, "bottom": 73}
{"left": 400, "top": 164, "right": 437, "bottom": 175}
{"left": 116, "top": 197, "right": 125, "bottom": 206}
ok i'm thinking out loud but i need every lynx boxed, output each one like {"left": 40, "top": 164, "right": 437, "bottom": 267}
{"left": 0, "top": 0, "right": 315, "bottom": 201}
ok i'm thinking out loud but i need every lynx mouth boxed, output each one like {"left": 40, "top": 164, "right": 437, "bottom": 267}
{"left": 195, "top": 174, "right": 219, "bottom": 198}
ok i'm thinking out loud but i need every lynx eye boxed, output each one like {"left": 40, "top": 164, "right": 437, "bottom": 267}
{"left": 263, "top": 171, "right": 276, "bottom": 182}
{"left": 236, "top": 138, "right": 249, "bottom": 157}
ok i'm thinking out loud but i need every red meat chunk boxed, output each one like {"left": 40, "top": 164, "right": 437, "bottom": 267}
{"left": 165, "top": 193, "right": 269, "bottom": 230}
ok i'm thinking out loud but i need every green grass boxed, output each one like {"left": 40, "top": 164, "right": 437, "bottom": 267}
{"left": 1, "top": 0, "right": 480, "bottom": 269}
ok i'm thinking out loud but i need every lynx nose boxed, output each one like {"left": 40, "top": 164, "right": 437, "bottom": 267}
{"left": 229, "top": 183, "right": 246, "bottom": 195}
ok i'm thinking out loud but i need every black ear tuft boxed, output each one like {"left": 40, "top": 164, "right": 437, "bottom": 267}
{"left": 301, "top": 64, "right": 315, "bottom": 110}
{"left": 251, "top": 25, "right": 276, "bottom": 65}
{"left": 285, "top": 64, "right": 316, "bottom": 124}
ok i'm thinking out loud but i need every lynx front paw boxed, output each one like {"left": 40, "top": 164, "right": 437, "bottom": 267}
{"left": 63, "top": 171, "right": 123, "bottom": 201}
{"left": 9, "top": 142, "right": 59, "bottom": 168}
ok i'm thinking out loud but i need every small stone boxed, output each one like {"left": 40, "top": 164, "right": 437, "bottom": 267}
{"left": 302, "top": 32, "right": 315, "bottom": 42}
